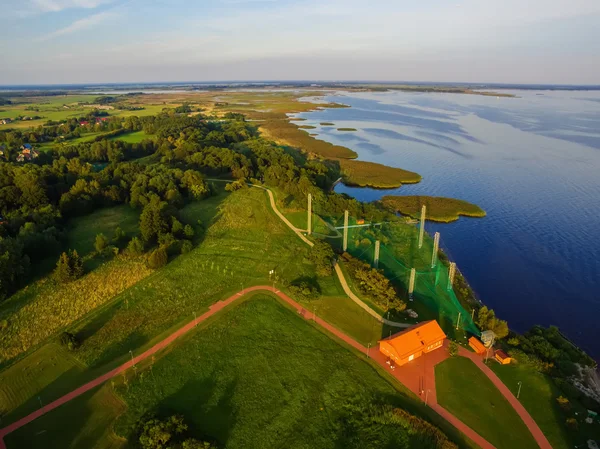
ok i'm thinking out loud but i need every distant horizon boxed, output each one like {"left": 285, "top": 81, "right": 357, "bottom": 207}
{"left": 1, "top": 80, "right": 600, "bottom": 90}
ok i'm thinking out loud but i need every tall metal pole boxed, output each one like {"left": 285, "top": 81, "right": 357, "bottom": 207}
{"left": 517, "top": 381, "right": 522, "bottom": 399}
{"left": 343, "top": 210, "right": 349, "bottom": 252}
{"left": 456, "top": 312, "right": 461, "bottom": 330}
{"left": 307, "top": 193, "right": 312, "bottom": 235}
{"left": 418, "top": 205, "right": 426, "bottom": 249}
{"left": 431, "top": 232, "right": 440, "bottom": 268}
{"left": 373, "top": 240, "right": 380, "bottom": 268}
{"left": 408, "top": 268, "right": 416, "bottom": 301}
{"left": 367, "top": 342, "right": 371, "bottom": 358}
{"left": 447, "top": 262, "right": 456, "bottom": 291}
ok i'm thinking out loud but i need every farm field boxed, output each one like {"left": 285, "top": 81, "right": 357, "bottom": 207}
{"left": 435, "top": 357, "right": 538, "bottom": 449}
{"left": 6, "top": 295, "right": 465, "bottom": 449}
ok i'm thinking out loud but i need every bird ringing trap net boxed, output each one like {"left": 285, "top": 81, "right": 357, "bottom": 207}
{"left": 314, "top": 210, "right": 479, "bottom": 337}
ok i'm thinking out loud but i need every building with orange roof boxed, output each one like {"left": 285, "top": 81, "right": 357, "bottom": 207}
{"left": 495, "top": 350, "right": 512, "bottom": 365}
{"left": 378, "top": 320, "right": 446, "bottom": 366}
{"left": 468, "top": 336, "right": 486, "bottom": 355}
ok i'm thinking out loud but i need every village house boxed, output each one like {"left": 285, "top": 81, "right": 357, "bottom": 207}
{"left": 1, "top": 118, "right": 12, "bottom": 125}
{"left": 17, "top": 144, "right": 39, "bottom": 162}
{"left": 379, "top": 320, "right": 446, "bottom": 366}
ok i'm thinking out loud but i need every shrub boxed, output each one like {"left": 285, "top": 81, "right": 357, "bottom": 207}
{"left": 341, "top": 252, "right": 405, "bottom": 312}
{"left": 147, "top": 246, "right": 168, "bottom": 269}
{"left": 127, "top": 237, "right": 144, "bottom": 256}
{"left": 225, "top": 179, "right": 247, "bottom": 191}
{"left": 184, "top": 224, "right": 194, "bottom": 239}
{"left": 556, "top": 395, "right": 570, "bottom": 411}
{"left": 565, "top": 417, "right": 578, "bottom": 431}
{"left": 113, "top": 226, "right": 126, "bottom": 243}
{"left": 181, "top": 240, "right": 193, "bottom": 254}
{"left": 95, "top": 233, "right": 109, "bottom": 253}
{"left": 448, "top": 341, "right": 458, "bottom": 357}
{"left": 59, "top": 331, "right": 80, "bottom": 351}
{"left": 288, "top": 276, "right": 320, "bottom": 300}
{"left": 307, "top": 241, "right": 334, "bottom": 276}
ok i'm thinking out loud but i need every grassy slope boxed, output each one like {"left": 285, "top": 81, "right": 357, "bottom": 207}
{"left": 6, "top": 295, "right": 466, "bottom": 449}
{"left": 435, "top": 357, "right": 538, "bottom": 449}
{"left": 490, "top": 362, "right": 599, "bottom": 449}
{"left": 381, "top": 195, "right": 486, "bottom": 223}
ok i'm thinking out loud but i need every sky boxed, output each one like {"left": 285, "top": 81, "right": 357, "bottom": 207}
{"left": 0, "top": 0, "right": 599, "bottom": 85}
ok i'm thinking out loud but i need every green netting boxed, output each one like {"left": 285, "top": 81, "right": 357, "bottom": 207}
{"left": 309, "top": 208, "right": 479, "bottom": 337}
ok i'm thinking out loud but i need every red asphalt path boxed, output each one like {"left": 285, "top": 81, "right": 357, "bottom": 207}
{"left": 0, "top": 287, "right": 550, "bottom": 449}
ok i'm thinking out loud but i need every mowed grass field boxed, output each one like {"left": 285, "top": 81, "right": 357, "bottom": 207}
{"left": 6, "top": 295, "right": 458, "bottom": 449}
{"left": 490, "top": 362, "right": 600, "bottom": 449}
{"left": 67, "top": 205, "right": 140, "bottom": 256}
{"left": 435, "top": 357, "right": 538, "bottom": 449}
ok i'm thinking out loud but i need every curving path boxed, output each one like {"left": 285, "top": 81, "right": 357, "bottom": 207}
{"left": 0, "top": 287, "right": 485, "bottom": 449}
{"left": 0, "top": 183, "right": 551, "bottom": 449}
{"left": 207, "top": 179, "right": 410, "bottom": 328}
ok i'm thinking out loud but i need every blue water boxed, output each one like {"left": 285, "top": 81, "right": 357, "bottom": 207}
{"left": 293, "top": 90, "right": 600, "bottom": 358}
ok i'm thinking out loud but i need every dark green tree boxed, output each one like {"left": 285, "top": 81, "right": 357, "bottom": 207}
{"left": 55, "top": 250, "right": 83, "bottom": 283}
{"left": 127, "top": 237, "right": 145, "bottom": 256}
{"left": 307, "top": 241, "right": 335, "bottom": 277}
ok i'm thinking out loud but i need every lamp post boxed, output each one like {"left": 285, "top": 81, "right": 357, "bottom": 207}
{"left": 129, "top": 349, "right": 135, "bottom": 368}
{"left": 425, "top": 389, "right": 430, "bottom": 406}
{"left": 517, "top": 381, "right": 523, "bottom": 399}
{"left": 367, "top": 342, "right": 371, "bottom": 358}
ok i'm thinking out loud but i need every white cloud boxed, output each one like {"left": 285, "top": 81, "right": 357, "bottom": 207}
{"left": 31, "top": 0, "right": 114, "bottom": 12}
{"left": 37, "top": 11, "right": 114, "bottom": 41}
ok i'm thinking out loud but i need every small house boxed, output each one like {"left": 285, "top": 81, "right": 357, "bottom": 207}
{"left": 79, "top": 120, "right": 89, "bottom": 126}
{"left": 495, "top": 350, "right": 512, "bottom": 365}
{"left": 1, "top": 118, "right": 12, "bottom": 125}
{"left": 468, "top": 336, "right": 486, "bottom": 355}
{"left": 379, "top": 320, "right": 446, "bottom": 366}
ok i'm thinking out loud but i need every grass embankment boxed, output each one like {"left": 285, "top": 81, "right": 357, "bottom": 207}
{"left": 339, "top": 159, "right": 422, "bottom": 189}
{"left": 381, "top": 195, "right": 486, "bottom": 222}
{"left": 490, "top": 362, "right": 598, "bottom": 449}
{"left": 0, "top": 187, "right": 313, "bottom": 425}
{"left": 7, "top": 296, "right": 469, "bottom": 449}
{"left": 435, "top": 357, "right": 538, "bottom": 449}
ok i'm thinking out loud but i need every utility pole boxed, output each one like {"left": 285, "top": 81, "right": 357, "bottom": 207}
{"left": 373, "top": 240, "right": 380, "bottom": 268}
{"left": 431, "top": 232, "right": 440, "bottom": 268}
{"left": 307, "top": 193, "right": 312, "bottom": 235}
{"left": 408, "top": 268, "right": 416, "bottom": 301}
{"left": 418, "top": 205, "right": 426, "bottom": 249}
{"left": 447, "top": 262, "right": 456, "bottom": 291}
{"left": 343, "top": 210, "right": 349, "bottom": 252}
{"left": 517, "top": 381, "right": 522, "bottom": 399}
{"left": 456, "top": 312, "right": 461, "bottom": 330}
